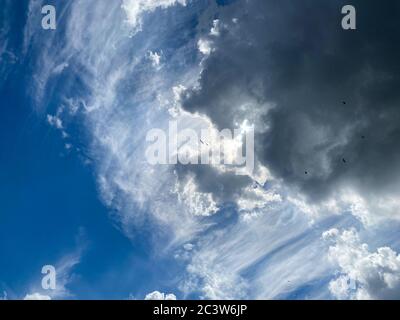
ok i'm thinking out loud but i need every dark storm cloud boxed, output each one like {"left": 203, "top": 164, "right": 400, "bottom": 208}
{"left": 182, "top": 0, "right": 400, "bottom": 203}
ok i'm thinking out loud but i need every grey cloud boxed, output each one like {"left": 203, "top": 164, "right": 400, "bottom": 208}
{"left": 182, "top": 0, "right": 400, "bottom": 204}
{"left": 175, "top": 164, "right": 252, "bottom": 203}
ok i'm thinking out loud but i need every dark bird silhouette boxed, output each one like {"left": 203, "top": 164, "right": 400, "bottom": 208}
{"left": 342, "top": 101, "right": 346, "bottom": 105}
{"left": 253, "top": 181, "right": 263, "bottom": 189}
{"left": 342, "top": 158, "right": 346, "bottom": 163}
{"left": 305, "top": 171, "right": 308, "bottom": 175}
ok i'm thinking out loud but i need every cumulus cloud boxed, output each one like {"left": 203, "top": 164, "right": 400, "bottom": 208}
{"left": 181, "top": 0, "right": 400, "bottom": 224}
{"left": 197, "top": 38, "right": 213, "bottom": 56}
{"left": 325, "top": 228, "right": 400, "bottom": 300}
{"left": 145, "top": 291, "right": 177, "bottom": 300}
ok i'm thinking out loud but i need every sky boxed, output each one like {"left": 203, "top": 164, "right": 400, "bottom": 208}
{"left": 1, "top": 0, "right": 400, "bottom": 300}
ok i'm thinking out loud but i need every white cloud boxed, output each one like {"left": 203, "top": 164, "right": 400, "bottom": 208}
{"left": 181, "top": 200, "right": 333, "bottom": 299}
{"left": 197, "top": 38, "right": 212, "bottom": 55}
{"left": 236, "top": 184, "right": 281, "bottom": 214}
{"left": 52, "top": 62, "right": 69, "bottom": 75}
{"left": 122, "top": 0, "right": 187, "bottom": 33}
{"left": 51, "top": 250, "right": 83, "bottom": 299}
{"left": 148, "top": 51, "right": 162, "bottom": 69}
{"left": 23, "top": 234, "right": 85, "bottom": 300}
{"left": 183, "top": 243, "right": 194, "bottom": 251}
{"left": 210, "top": 20, "right": 220, "bottom": 37}
{"left": 24, "top": 293, "right": 51, "bottom": 300}
{"left": 145, "top": 291, "right": 177, "bottom": 300}
{"left": 176, "top": 174, "right": 219, "bottom": 217}
{"left": 325, "top": 228, "right": 400, "bottom": 300}
{"left": 322, "top": 228, "right": 340, "bottom": 241}
{"left": 340, "top": 190, "right": 400, "bottom": 226}
{"left": 47, "top": 114, "right": 63, "bottom": 129}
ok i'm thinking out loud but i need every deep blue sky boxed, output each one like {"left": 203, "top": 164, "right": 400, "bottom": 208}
{"left": 0, "top": 41, "right": 142, "bottom": 299}
{"left": 0, "top": 3, "right": 175, "bottom": 299}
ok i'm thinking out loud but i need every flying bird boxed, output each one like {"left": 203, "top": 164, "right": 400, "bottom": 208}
{"left": 253, "top": 181, "right": 263, "bottom": 189}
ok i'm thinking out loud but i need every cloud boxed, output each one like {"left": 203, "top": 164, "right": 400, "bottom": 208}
{"left": 145, "top": 291, "right": 177, "bottom": 300}
{"left": 181, "top": 0, "right": 400, "bottom": 224}
{"left": 197, "top": 38, "right": 213, "bottom": 56}
{"left": 183, "top": 243, "right": 194, "bottom": 251}
{"left": 180, "top": 200, "right": 336, "bottom": 299}
{"left": 19, "top": 0, "right": 337, "bottom": 300}
{"left": 23, "top": 254, "right": 81, "bottom": 300}
{"left": 148, "top": 51, "right": 162, "bottom": 69}
{"left": 22, "top": 232, "right": 85, "bottom": 300}
{"left": 47, "top": 114, "right": 63, "bottom": 129}
{"left": 176, "top": 173, "right": 219, "bottom": 217}
{"left": 24, "top": 0, "right": 222, "bottom": 244}
{"left": 325, "top": 228, "right": 400, "bottom": 300}
{"left": 24, "top": 293, "right": 52, "bottom": 300}
{"left": 52, "top": 62, "right": 69, "bottom": 75}
{"left": 209, "top": 19, "right": 220, "bottom": 37}
{"left": 122, "top": 0, "right": 187, "bottom": 33}
{"left": 1, "top": 291, "right": 7, "bottom": 300}
{"left": 22, "top": 0, "right": 400, "bottom": 300}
